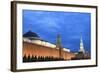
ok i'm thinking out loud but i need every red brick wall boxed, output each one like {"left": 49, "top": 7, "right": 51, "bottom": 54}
{"left": 23, "top": 42, "right": 75, "bottom": 60}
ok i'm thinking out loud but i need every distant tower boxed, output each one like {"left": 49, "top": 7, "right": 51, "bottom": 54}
{"left": 56, "top": 34, "right": 63, "bottom": 59}
{"left": 79, "top": 36, "right": 85, "bottom": 54}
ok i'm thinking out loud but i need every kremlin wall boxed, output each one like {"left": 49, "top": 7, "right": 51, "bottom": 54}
{"left": 23, "top": 41, "right": 75, "bottom": 60}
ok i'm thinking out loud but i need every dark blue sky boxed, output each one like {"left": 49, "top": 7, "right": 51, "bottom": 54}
{"left": 23, "top": 10, "right": 91, "bottom": 53}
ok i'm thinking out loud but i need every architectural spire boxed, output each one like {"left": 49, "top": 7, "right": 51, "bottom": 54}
{"left": 56, "top": 34, "right": 61, "bottom": 48}
{"left": 79, "top": 36, "right": 85, "bottom": 54}
{"left": 56, "top": 34, "right": 63, "bottom": 59}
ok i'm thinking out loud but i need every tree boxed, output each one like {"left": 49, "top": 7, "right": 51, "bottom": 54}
{"left": 23, "top": 54, "right": 27, "bottom": 62}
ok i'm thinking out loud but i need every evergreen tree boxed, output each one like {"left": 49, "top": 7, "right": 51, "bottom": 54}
{"left": 23, "top": 54, "right": 27, "bottom": 62}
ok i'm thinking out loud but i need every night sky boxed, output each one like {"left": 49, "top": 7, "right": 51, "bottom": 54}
{"left": 23, "top": 10, "right": 91, "bottom": 53}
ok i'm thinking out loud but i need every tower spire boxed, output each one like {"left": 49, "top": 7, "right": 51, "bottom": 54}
{"left": 79, "top": 36, "right": 85, "bottom": 54}
{"left": 56, "top": 34, "right": 63, "bottom": 59}
{"left": 56, "top": 34, "right": 61, "bottom": 48}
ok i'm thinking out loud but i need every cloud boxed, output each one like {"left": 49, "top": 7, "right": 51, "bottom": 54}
{"left": 28, "top": 15, "right": 61, "bottom": 34}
